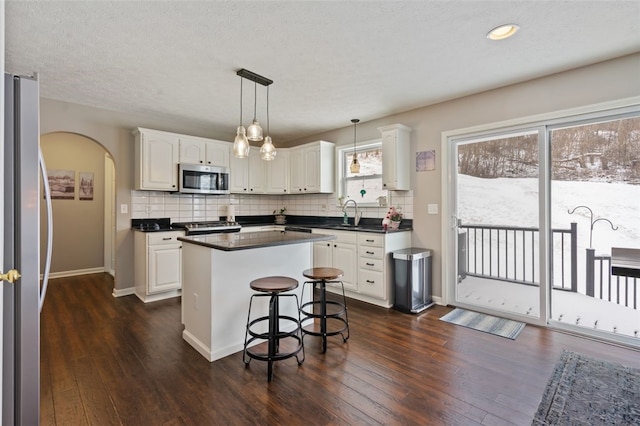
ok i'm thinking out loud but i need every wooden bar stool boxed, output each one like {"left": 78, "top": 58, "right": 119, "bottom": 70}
{"left": 299, "top": 267, "right": 350, "bottom": 353}
{"left": 243, "top": 276, "right": 305, "bottom": 382}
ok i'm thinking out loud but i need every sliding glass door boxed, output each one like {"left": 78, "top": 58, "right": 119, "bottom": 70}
{"left": 452, "top": 129, "right": 542, "bottom": 320}
{"left": 445, "top": 104, "right": 640, "bottom": 345}
{"left": 549, "top": 115, "right": 640, "bottom": 342}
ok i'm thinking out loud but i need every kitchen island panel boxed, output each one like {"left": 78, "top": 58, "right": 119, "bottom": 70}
{"left": 181, "top": 241, "right": 312, "bottom": 362}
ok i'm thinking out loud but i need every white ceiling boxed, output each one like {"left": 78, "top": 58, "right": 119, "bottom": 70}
{"left": 6, "top": 1, "right": 640, "bottom": 143}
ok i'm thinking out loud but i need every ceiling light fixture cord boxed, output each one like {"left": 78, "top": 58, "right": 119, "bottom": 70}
{"left": 350, "top": 118, "right": 360, "bottom": 174}
{"left": 239, "top": 77, "right": 243, "bottom": 124}
{"left": 253, "top": 82, "right": 257, "bottom": 121}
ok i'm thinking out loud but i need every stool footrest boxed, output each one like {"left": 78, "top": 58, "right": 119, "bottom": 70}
{"left": 244, "top": 335, "right": 304, "bottom": 362}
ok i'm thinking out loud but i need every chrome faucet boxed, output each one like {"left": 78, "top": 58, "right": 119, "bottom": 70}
{"left": 342, "top": 199, "right": 361, "bottom": 226}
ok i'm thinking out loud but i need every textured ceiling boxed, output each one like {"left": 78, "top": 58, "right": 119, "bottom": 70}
{"left": 5, "top": 1, "right": 640, "bottom": 143}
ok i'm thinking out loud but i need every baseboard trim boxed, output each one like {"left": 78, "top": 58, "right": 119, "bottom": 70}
{"left": 432, "top": 295, "right": 443, "bottom": 306}
{"left": 41, "top": 267, "right": 105, "bottom": 280}
{"left": 113, "top": 287, "right": 135, "bottom": 298}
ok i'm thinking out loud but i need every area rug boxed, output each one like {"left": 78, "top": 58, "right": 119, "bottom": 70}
{"left": 439, "top": 308, "right": 525, "bottom": 339}
{"left": 532, "top": 350, "right": 640, "bottom": 425}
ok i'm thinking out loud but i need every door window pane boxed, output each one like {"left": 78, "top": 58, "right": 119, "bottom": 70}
{"left": 550, "top": 116, "right": 640, "bottom": 338}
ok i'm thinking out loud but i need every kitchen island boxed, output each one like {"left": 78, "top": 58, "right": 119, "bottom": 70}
{"left": 178, "top": 230, "right": 335, "bottom": 362}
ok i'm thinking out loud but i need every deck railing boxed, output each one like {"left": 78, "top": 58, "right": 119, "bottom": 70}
{"left": 459, "top": 222, "right": 638, "bottom": 310}
{"left": 586, "top": 249, "right": 638, "bottom": 310}
{"left": 459, "top": 223, "right": 576, "bottom": 287}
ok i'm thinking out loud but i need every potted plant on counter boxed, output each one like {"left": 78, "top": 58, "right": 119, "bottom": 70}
{"left": 387, "top": 206, "right": 403, "bottom": 230}
{"left": 273, "top": 207, "right": 287, "bottom": 225}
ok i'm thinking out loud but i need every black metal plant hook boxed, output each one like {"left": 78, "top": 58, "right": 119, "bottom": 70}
{"left": 568, "top": 205, "right": 618, "bottom": 248}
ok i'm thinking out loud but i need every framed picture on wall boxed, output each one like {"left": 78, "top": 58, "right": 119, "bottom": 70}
{"left": 79, "top": 172, "right": 94, "bottom": 200}
{"left": 48, "top": 169, "right": 75, "bottom": 199}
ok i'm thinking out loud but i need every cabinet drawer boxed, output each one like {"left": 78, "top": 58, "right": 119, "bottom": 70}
{"left": 358, "top": 233, "right": 384, "bottom": 247}
{"left": 148, "top": 232, "right": 183, "bottom": 245}
{"left": 358, "top": 269, "right": 385, "bottom": 299}
{"left": 359, "top": 246, "right": 384, "bottom": 259}
{"left": 359, "top": 257, "right": 383, "bottom": 271}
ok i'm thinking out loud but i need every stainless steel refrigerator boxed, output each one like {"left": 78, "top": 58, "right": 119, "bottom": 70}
{"left": 3, "top": 73, "right": 53, "bottom": 425}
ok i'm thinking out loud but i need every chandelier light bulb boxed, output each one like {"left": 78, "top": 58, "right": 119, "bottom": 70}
{"left": 233, "top": 126, "right": 250, "bottom": 158}
{"left": 260, "top": 136, "right": 276, "bottom": 161}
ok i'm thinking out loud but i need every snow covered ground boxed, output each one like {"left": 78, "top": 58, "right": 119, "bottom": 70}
{"left": 457, "top": 175, "right": 639, "bottom": 339}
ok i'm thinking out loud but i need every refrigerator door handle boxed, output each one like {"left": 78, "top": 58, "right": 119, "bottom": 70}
{"left": 39, "top": 147, "right": 53, "bottom": 312}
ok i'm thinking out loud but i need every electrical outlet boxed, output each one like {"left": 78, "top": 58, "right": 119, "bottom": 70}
{"left": 120, "top": 204, "right": 128, "bottom": 214}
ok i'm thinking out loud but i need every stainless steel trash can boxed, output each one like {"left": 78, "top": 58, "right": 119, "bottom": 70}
{"left": 392, "top": 248, "right": 433, "bottom": 313}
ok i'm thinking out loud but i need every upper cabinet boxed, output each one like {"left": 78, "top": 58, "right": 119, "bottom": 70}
{"left": 379, "top": 124, "right": 412, "bottom": 191}
{"left": 290, "top": 141, "right": 335, "bottom": 194}
{"left": 134, "top": 128, "right": 180, "bottom": 191}
{"left": 229, "top": 149, "right": 267, "bottom": 193}
{"left": 134, "top": 128, "right": 231, "bottom": 191}
{"left": 266, "top": 149, "right": 290, "bottom": 194}
{"left": 179, "top": 136, "right": 230, "bottom": 168}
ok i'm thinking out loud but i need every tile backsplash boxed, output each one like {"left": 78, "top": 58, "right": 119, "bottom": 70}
{"left": 130, "top": 191, "right": 413, "bottom": 222}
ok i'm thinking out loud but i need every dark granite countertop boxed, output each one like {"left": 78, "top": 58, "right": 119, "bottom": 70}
{"left": 234, "top": 215, "right": 412, "bottom": 234}
{"left": 178, "top": 230, "right": 335, "bottom": 251}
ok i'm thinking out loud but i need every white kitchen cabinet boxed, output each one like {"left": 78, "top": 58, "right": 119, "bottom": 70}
{"left": 314, "top": 229, "right": 411, "bottom": 308}
{"left": 266, "top": 149, "right": 290, "bottom": 194}
{"left": 133, "top": 128, "right": 180, "bottom": 191}
{"left": 134, "top": 230, "right": 184, "bottom": 303}
{"left": 378, "top": 124, "right": 412, "bottom": 191}
{"left": 290, "top": 141, "right": 335, "bottom": 193}
{"left": 179, "top": 136, "right": 206, "bottom": 165}
{"left": 179, "top": 136, "right": 230, "bottom": 168}
{"left": 312, "top": 230, "right": 357, "bottom": 292}
{"left": 356, "top": 231, "right": 411, "bottom": 306}
{"left": 230, "top": 149, "right": 267, "bottom": 193}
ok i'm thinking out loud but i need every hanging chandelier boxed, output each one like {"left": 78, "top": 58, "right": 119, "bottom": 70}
{"left": 350, "top": 118, "right": 360, "bottom": 174}
{"left": 233, "top": 69, "right": 275, "bottom": 159}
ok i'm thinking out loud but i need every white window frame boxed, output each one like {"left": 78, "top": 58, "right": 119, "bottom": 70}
{"left": 337, "top": 138, "right": 386, "bottom": 207}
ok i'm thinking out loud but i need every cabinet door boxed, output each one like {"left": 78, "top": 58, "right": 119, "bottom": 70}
{"left": 141, "top": 132, "right": 179, "bottom": 190}
{"left": 333, "top": 242, "right": 357, "bottom": 292}
{"left": 380, "top": 124, "right": 411, "bottom": 190}
{"left": 248, "top": 150, "right": 266, "bottom": 193}
{"left": 229, "top": 151, "right": 249, "bottom": 192}
{"left": 303, "top": 145, "right": 320, "bottom": 192}
{"left": 266, "top": 149, "right": 290, "bottom": 194}
{"left": 313, "top": 241, "right": 333, "bottom": 268}
{"left": 381, "top": 131, "right": 397, "bottom": 190}
{"left": 148, "top": 243, "right": 182, "bottom": 293}
{"left": 205, "top": 141, "right": 230, "bottom": 167}
{"left": 289, "top": 147, "right": 305, "bottom": 193}
{"left": 179, "top": 137, "right": 206, "bottom": 164}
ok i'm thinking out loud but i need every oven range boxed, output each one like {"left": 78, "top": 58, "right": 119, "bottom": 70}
{"left": 171, "top": 220, "right": 241, "bottom": 235}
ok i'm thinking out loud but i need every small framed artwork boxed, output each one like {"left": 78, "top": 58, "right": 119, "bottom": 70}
{"left": 416, "top": 150, "right": 436, "bottom": 172}
{"left": 79, "top": 172, "right": 94, "bottom": 200}
{"left": 48, "top": 169, "right": 75, "bottom": 199}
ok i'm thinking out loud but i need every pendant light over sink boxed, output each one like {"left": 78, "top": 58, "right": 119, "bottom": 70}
{"left": 350, "top": 118, "right": 360, "bottom": 174}
{"left": 233, "top": 68, "right": 275, "bottom": 159}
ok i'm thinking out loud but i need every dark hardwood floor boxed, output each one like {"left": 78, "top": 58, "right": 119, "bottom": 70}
{"left": 40, "top": 273, "right": 640, "bottom": 425}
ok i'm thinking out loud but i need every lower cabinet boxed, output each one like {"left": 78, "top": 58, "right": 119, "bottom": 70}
{"left": 313, "top": 228, "right": 411, "bottom": 308}
{"left": 313, "top": 230, "right": 358, "bottom": 292}
{"left": 134, "top": 231, "right": 184, "bottom": 303}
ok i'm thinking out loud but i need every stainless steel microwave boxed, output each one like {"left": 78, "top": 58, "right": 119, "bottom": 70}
{"left": 179, "top": 163, "right": 230, "bottom": 195}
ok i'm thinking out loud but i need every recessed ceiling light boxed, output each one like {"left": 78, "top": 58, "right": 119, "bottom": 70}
{"left": 487, "top": 24, "right": 520, "bottom": 40}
